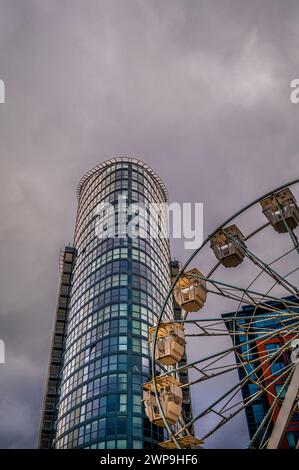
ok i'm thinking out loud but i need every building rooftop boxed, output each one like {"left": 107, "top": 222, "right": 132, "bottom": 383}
{"left": 76, "top": 156, "right": 168, "bottom": 202}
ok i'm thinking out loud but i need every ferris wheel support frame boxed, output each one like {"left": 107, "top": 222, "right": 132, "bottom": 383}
{"left": 151, "top": 177, "right": 299, "bottom": 449}
{"left": 267, "top": 362, "right": 299, "bottom": 449}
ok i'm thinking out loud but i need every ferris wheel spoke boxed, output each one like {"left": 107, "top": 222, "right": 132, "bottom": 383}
{"left": 249, "top": 364, "right": 295, "bottom": 448}
{"left": 184, "top": 350, "right": 241, "bottom": 385}
{"left": 181, "top": 268, "right": 299, "bottom": 319}
{"left": 179, "top": 338, "right": 296, "bottom": 441}
{"left": 236, "top": 322, "right": 299, "bottom": 374}
{"left": 234, "top": 332, "right": 299, "bottom": 426}
{"left": 237, "top": 342, "right": 295, "bottom": 396}
{"left": 202, "top": 275, "right": 299, "bottom": 310}
{"left": 289, "top": 229, "right": 299, "bottom": 254}
{"left": 230, "top": 248, "right": 299, "bottom": 339}
{"left": 250, "top": 385, "right": 280, "bottom": 449}
{"left": 259, "top": 408, "right": 277, "bottom": 449}
{"left": 217, "top": 229, "right": 299, "bottom": 301}
{"left": 180, "top": 309, "right": 299, "bottom": 337}
{"left": 184, "top": 365, "right": 243, "bottom": 387}
{"left": 185, "top": 320, "right": 248, "bottom": 337}
{"left": 171, "top": 311, "right": 299, "bottom": 325}
{"left": 200, "top": 362, "right": 294, "bottom": 444}
{"left": 184, "top": 323, "right": 299, "bottom": 388}
{"left": 241, "top": 266, "right": 299, "bottom": 338}
{"left": 241, "top": 244, "right": 299, "bottom": 298}
{"left": 157, "top": 320, "right": 299, "bottom": 381}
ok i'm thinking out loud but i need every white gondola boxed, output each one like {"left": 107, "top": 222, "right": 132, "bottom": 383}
{"left": 149, "top": 323, "right": 185, "bottom": 366}
{"left": 173, "top": 268, "right": 207, "bottom": 312}
{"left": 143, "top": 376, "right": 182, "bottom": 427}
{"left": 210, "top": 224, "right": 246, "bottom": 268}
{"left": 260, "top": 188, "right": 299, "bottom": 233}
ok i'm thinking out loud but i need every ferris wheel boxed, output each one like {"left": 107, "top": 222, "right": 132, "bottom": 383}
{"left": 143, "top": 179, "right": 299, "bottom": 449}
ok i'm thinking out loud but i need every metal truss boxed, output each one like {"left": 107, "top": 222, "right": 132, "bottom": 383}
{"left": 151, "top": 179, "right": 299, "bottom": 449}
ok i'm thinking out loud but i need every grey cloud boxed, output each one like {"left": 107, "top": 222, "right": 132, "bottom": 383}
{"left": 0, "top": 0, "right": 298, "bottom": 448}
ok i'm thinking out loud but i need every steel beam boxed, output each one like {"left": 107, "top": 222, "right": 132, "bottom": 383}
{"left": 267, "top": 363, "right": 299, "bottom": 449}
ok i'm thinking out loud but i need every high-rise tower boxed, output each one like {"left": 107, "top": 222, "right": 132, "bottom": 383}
{"left": 39, "top": 157, "right": 173, "bottom": 449}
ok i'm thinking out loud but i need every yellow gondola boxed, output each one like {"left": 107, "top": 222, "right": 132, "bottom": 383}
{"left": 149, "top": 322, "right": 185, "bottom": 366}
{"left": 173, "top": 268, "right": 207, "bottom": 312}
{"left": 142, "top": 376, "right": 182, "bottom": 427}
{"left": 210, "top": 224, "right": 245, "bottom": 267}
{"left": 260, "top": 187, "right": 299, "bottom": 233}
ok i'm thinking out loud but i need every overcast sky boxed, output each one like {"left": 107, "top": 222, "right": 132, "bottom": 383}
{"left": 0, "top": 0, "right": 298, "bottom": 448}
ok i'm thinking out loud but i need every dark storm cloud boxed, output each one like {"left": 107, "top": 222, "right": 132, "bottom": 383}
{"left": 0, "top": 0, "right": 298, "bottom": 448}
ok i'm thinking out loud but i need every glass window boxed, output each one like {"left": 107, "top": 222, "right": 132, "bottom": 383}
{"left": 248, "top": 383, "right": 259, "bottom": 396}
{"left": 117, "top": 417, "right": 127, "bottom": 434}
{"left": 270, "top": 361, "right": 285, "bottom": 376}
{"left": 107, "top": 395, "right": 117, "bottom": 412}
{"left": 286, "top": 432, "right": 297, "bottom": 448}
{"left": 252, "top": 403, "right": 264, "bottom": 424}
{"left": 265, "top": 343, "right": 280, "bottom": 356}
{"left": 106, "top": 440, "right": 116, "bottom": 449}
{"left": 118, "top": 374, "right": 127, "bottom": 392}
{"left": 119, "top": 394, "right": 127, "bottom": 412}
{"left": 133, "top": 440, "right": 143, "bottom": 449}
{"left": 106, "top": 417, "right": 116, "bottom": 435}
{"left": 117, "top": 439, "right": 127, "bottom": 449}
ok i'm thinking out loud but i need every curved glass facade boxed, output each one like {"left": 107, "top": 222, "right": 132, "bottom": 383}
{"left": 54, "top": 157, "right": 172, "bottom": 449}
